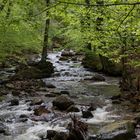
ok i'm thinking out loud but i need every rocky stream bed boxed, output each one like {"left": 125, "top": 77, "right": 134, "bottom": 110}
{"left": 0, "top": 51, "right": 140, "bottom": 140}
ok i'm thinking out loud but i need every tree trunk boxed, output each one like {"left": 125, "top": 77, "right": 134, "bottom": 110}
{"left": 85, "top": 0, "right": 92, "bottom": 50}
{"left": 41, "top": 0, "right": 50, "bottom": 62}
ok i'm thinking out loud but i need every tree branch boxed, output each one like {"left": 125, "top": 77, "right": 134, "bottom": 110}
{"left": 32, "top": 2, "right": 60, "bottom": 17}
{"left": 58, "top": 1, "right": 140, "bottom": 7}
{"left": 116, "top": 5, "right": 136, "bottom": 31}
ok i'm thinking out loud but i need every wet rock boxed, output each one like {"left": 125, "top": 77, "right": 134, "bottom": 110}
{"left": 66, "top": 105, "right": 80, "bottom": 112}
{"left": 0, "top": 88, "right": 9, "bottom": 96}
{"left": 18, "top": 118, "right": 28, "bottom": 122}
{"left": 52, "top": 95, "right": 74, "bottom": 111}
{"left": 63, "top": 72, "right": 70, "bottom": 76}
{"left": 12, "top": 61, "right": 54, "bottom": 80}
{"left": 88, "top": 104, "right": 96, "bottom": 111}
{"left": 111, "top": 94, "right": 121, "bottom": 100}
{"left": 0, "top": 123, "right": 7, "bottom": 134}
{"left": 61, "top": 50, "right": 75, "bottom": 57}
{"left": 32, "top": 113, "right": 54, "bottom": 121}
{"left": 97, "top": 120, "right": 136, "bottom": 140}
{"left": 10, "top": 99, "right": 19, "bottom": 106}
{"left": 60, "top": 90, "right": 70, "bottom": 95}
{"left": 30, "top": 98, "right": 43, "bottom": 105}
{"left": 112, "top": 100, "right": 121, "bottom": 104}
{"left": 19, "top": 114, "right": 28, "bottom": 118}
{"left": 59, "top": 56, "right": 69, "bottom": 61}
{"left": 100, "top": 55, "right": 122, "bottom": 76}
{"left": 71, "top": 57, "right": 77, "bottom": 61}
{"left": 5, "top": 79, "right": 46, "bottom": 92}
{"left": 12, "top": 66, "right": 42, "bottom": 80}
{"left": 82, "top": 110, "right": 93, "bottom": 118}
{"left": 53, "top": 132, "right": 68, "bottom": 140}
{"left": 46, "top": 83, "right": 56, "bottom": 88}
{"left": 45, "top": 93, "right": 57, "bottom": 97}
{"left": 27, "top": 107, "right": 32, "bottom": 111}
{"left": 6, "top": 83, "right": 15, "bottom": 89}
{"left": 82, "top": 52, "right": 102, "bottom": 71}
{"left": 34, "top": 106, "right": 51, "bottom": 116}
{"left": 82, "top": 52, "right": 122, "bottom": 76}
{"left": 47, "top": 130, "right": 57, "bottom": 139}
{"left": 91, "top": 74, "right": 105, "bottom": 81}
{"left": 12, "top": 90, "right": 21, "bottom": 96}
{"left": 53, "top": 72, "right": 61, "bottom": 77}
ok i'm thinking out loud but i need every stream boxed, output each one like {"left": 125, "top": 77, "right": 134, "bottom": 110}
{"left": 0, "top": 51, "right": 137, "bottom": 140}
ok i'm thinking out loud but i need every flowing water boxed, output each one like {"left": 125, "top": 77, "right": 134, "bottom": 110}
{"left": 0, "top": 51, "right": 126, "bottom": 140}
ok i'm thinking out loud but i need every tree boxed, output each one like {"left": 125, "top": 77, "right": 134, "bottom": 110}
{"left": 41, "top": 0, "right": 50, "bottom": 61}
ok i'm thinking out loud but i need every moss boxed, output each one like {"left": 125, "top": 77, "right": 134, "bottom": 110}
{"left": 82, "top": 51, "right": 122, "bottom": 76}
{"left": 82, "top": 52, "right": 102, "bottom": 71}
{"left": 100, "top": 55, "right": 122, "bottom": 76}
{"left": 12, "top": 61, "right": 54, "bottom": 80}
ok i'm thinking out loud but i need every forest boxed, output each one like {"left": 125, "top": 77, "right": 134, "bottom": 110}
{"left": 0, "top": 0, "right": 140, "bottom": 140}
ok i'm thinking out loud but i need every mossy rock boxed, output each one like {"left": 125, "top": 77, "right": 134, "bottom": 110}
{"left": 82, "top": 52, "right": 122, "bottom": 76}
{"left": 12, "top": 66, "right": 42, "bottom": 80}
{"left": 12, "top": 61, "right": 54, "bottom": 80}
{"left": 30, "top": 61, "right": 54, "bottom": 75}
{"left": 100, "top": 55, "right": 122, "bottom": 76}
{"left": 82, "top": 52, "right": 102, "bottom": 71}
{"left": 97, "top": 120, "right": 136, "bottom": 140}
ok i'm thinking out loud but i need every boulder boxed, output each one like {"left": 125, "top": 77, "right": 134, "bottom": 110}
{"left": 82, "top": 110, "right": 93, "bottom": 118}
{"left": 34, "top": 106, "right": 51, "bottom": 116}
{"left": 10, "top": 99, "right": 19, "bottom": 106}
{"left": 61, "top": 50, "right": 75, "bottom": 57}
{"left": 60, "top": 90, "right": 70, "bottom": 95}
{"left": 82, "top": 52, "right": 102, "bottom": 71}
{"left": 11, "top": 61, "right": 54, "bottom": 80}
{"left": 100, "top": 55, "right": 122, "bottom": 76}
{"left": 47, "top": 130, "right": 68, "bottom": 140}
{"left": 91, "top": 74, "right": 105, "bottom": 81}
{"left": 59, "top": 56, "right": 69, "bottom": 61}
{"left": 12, "top": 90, "right": 21, "bottom": 96}
{"left": 47, "top": 130, "right": 57, "bottom": 139}
{"left": 53, "top": 132, "right": 68, "bottom": 140}
{"left": 45, "top": 83, "right": 56, "bottom": 88}
{"left": 88, "top": 104, "right": 96, "bottom": 111}
{"left": 5, "top": 79, "right": 46, "bottom": 91}
{"left": 11, "top": 66, "right": 42, "bottom": 80}
{"left": 0, "top": 123, "right": 7, "bottom": 134}
{"left": 110, "top": 95, "right": 121, "bottom": 100}
{"left": 52, "top": 95, "right": 74, "bottom": 111}
{"left": 66, "top": 105, "right": 80, "bottom": 112}
{"left": 30, "top": 98, "right": 43, "bottom": 106}
{"left": 6, "top": 83, "right": 15, "bottom": 89}
{"left": 97, "top": 120, "right": 136, "bottom": 140}
{"left": 32, "top": 61, "right": 54, "bottom": 76}
{"left": 45, "top": 93, "right": 57, "bottom": 97}
{"left": 82, "top": 52, "right": 122, "bottom": 76}
{"left": 19, "top": 114, "right": 28, "bottom": 118}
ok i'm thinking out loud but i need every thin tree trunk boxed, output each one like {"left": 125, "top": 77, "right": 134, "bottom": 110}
{"left": 41, "top": 0, "right": 50, "bottom": 61}
{"left": 85, "top": 0, "right": 91, "bottom": 50}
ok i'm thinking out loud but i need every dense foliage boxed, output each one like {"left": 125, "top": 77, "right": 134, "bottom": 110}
{"left": 1, "top": 0, "right": 139, "bottom": 64}
{"left": 0, "top": 0, "right": 139, "bottom": 91}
